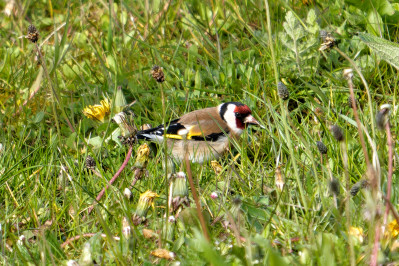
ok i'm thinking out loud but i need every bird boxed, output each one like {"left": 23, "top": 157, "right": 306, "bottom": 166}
{"left": 136, "top": 102, "right": 262, "bottom": 164}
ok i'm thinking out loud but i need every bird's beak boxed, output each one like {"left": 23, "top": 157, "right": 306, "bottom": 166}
{"left": 244, "top": 115, "right": 264, "bottom": 128}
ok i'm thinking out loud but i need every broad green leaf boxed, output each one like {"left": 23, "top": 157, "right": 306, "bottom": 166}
{"left": 345, "top": 0, "right": 395, "bottom": 16}
{"left": 283, "top": 11, "right": 305, "bottom": 43}
{"left": 358, "top": 32, "right": 399, "bottom": 69}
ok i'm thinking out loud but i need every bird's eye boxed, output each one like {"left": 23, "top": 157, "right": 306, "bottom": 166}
{"left": 235, "top": 112, "right": 243, "bottom": 118}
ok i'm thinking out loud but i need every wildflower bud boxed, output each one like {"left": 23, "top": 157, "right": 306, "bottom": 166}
{"left": 330, "top": 125, "right": 344, "bottom": 142}
{"left": 27, "top": 24, "right": 39, "bottom": 43}
{"left": 150, "top": 249, "right": 175, "bottom": 260}
{"left": 316, "top": 141, "right": 327, "bottom": 155}
{"left": 275, "top": 166, "right": 285, "bottom": 191}
{"left": 122, "top": 217, "right": 131, "bottom": 239}
{"left": 123, "top": 188, "right": 132, "bottom": 199}
{"left": 277, "top": 82, "right": 289, "bottom": 100}
{"left": 173, "top": 172, "right": 188, "bottom": 197}
{"left": 85, "top": 155, "right": 96, "bottom": 170}
{"left": 151, "top": 65, "right": 165, "bottom": 83}
{"left": 328, "top": 178, "right": 340, "bottom": 196}
{"left": 133, "top": 190, "right": 158, "bottom": 225}
{"left": 171, "top": 172, "right": 189, "bottom": 212}
{"left": 376, "top": 104, "right": 391, "bottom": 131}
{"left": 210, "top": 192, "right": 218, "bottom": 199}
{"left": 134, "top": 143, "right": 150, "bottom": 169}
{"left": 350, "top": 179, "right": 368, "bottom": 196}
{"left": 211, "top": 160, "right": 223, "bottom": 175}
{"left": 114, "top": 86, "right": 127, "bottom": 113}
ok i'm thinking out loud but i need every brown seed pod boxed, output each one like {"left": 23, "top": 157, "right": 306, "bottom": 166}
{"left": 277, "top": 82, "right": 289, "bottom": 100}
{"left": 151, "top": 65, "right": 165, "bottom": 83}
{"left": 330, "top": 125, "right": 344, "bottom": 142}
{"left": 316, "top": 141, "right": 327, "bottom": 155}
{"left": 27, "top": 24, "right": 39, "bottom": 43}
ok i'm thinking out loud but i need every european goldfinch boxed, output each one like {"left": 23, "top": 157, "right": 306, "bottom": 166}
{"left": 136, "top": 102, "right": 261, "bottom": 163}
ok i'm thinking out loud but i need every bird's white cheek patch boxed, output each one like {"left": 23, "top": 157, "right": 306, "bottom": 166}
{"left": 224, "top": 105, "right": 242, "bottom": 135}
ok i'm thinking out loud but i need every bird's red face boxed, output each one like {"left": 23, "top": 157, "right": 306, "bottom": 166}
{"left": 234, "top": 104, "right": 259, "bottom": 129}
{"left": 219, "top": 102, "right": 261, "bottom": 135}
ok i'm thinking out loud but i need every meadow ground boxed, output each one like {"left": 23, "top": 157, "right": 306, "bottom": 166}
{"left": 1, "top": 0, "right": 399, "bottom": 265}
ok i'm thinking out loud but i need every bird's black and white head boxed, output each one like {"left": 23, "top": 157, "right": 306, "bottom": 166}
{"left": 218, "top": 102, "right": 260, "bottom": 135}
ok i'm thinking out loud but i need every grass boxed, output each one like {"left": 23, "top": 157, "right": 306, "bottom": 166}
{"left": 1, "top": 0, "right": 399, "bottom": 264}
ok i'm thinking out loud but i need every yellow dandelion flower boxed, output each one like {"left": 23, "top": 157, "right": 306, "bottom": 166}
{"left": 387, "top": 219, "right": 399, "bottom": 239}
{"left": 349, "top": 226, "right": 364, "bottom": 243}
{"left": 133, "top": 143, "right": 151, "bottom": 168}
{"left": 134, "top": 190, "right": 158, "bottom": 217}
{"left": 140, "top": 190, "right": 159, "bottom": 208}
{"left": 82, "top": 99, "right": 110, "bottom": 122}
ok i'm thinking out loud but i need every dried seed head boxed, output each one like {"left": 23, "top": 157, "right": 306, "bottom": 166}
{"left": 113, "top": 111, "right": 137, "bottom": 137}
{"left": 277, "top": 82, "right": 290, "bottom": 100}
{"left": 150, "top": 249, "right": 175, "bottom": 260}
{"left": 330, "top": 125, "right": 344, "bottom": 142}
{"left": 343, "top": 69, "right": 354, "bottom": 80}
{"left": 328, "top": 178, "right": 340, "bottom": 196}
{"left": 350, "top": 179, "right": 369, "bottom": 196}
{"left": 114, "top": 86, "right": 127, "bottom": 113}
{"left": 27, "top": 24, "right": 39, "bottom": 43}
{"left": 319, "top": 30, "right": 335, "bottom": 51}
{"left": 85, "top": 156, "right": 96, "bottom": 170}
{"left": 376, "top": 104, "right": 391, "bottom": 131}
{"left": 151, "top": 65, "right": 165, "bottom": 83}
{"left": 316, "top": 141, "right": 328, "bottom": 155}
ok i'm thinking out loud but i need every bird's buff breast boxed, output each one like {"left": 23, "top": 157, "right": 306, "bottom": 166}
{"left": 166, "top": 138, "right": 229, "bottom": 164}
